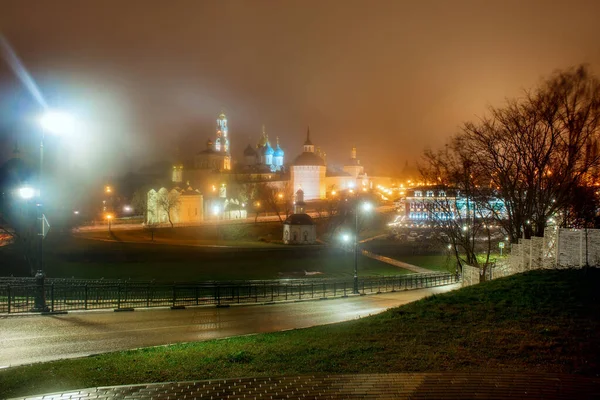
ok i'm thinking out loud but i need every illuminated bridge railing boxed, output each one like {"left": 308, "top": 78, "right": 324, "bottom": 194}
{"left": 0, "top": 272, "right": 457, "bottom": 314}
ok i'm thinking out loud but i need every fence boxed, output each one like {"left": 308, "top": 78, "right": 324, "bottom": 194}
{"left": 0, "top": 272, "right": 456, "bottom": 314}
{"left": 461, "top": 227, "right": 600, "bottom": 287}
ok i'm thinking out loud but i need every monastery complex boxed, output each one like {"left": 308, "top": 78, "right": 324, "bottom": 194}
{"left": 147, "top": 112, "right": 394, "bottom": 225}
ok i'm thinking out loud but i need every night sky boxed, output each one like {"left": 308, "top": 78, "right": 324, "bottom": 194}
{"left": 1, "top": 0, "right": 599, "bottom": 178}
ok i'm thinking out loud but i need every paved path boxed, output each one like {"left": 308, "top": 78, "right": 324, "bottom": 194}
{"left": 0, "top": 284, "right": 459, "bottom": 368}
{"left": 9, "top": 372, "right": 600, "bottom": 399}
{"left": 362, "top": 250, "right": 432, "bottom": 273}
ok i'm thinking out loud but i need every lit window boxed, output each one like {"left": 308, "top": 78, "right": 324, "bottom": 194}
{"left": 415, "top": 191, "right": 422, "bottom": 197}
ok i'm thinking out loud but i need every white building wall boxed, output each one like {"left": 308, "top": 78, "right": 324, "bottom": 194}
{"left": 291, "top": 166, "right": 326, "bottom": 200}
{"left": 283, "top": 224, "right": 317, "bottom": 244}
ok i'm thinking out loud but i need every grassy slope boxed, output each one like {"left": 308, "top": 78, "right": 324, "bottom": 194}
{"left": 0, "top": 235, "right": 409, "bottom": 281}
{"left": 1, "top": 268, "right": 598, "bottom": 398}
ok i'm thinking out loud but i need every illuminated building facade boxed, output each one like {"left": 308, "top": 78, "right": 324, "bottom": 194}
{"left": 290, "top": 128, "right": 326, "bottom": 201}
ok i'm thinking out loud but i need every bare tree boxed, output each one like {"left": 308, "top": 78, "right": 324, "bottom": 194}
{"left": 256, "top": 183, "right": 284, "bottom": 223}
{"left": 156, "top": 189, "right": 180, "bottom": 227}
{"left": 131, "top": 188, "right": 149, "bottom": 220}
{"left": 460, "top": 65, "right": 600, "bottom": 242}
{"left": 420, "top": 138, "right": 495, "bottom": 279}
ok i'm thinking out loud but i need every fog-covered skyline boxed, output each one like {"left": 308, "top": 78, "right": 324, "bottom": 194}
{"left": 1, "top": 0, "right": 600, "bottom": 177}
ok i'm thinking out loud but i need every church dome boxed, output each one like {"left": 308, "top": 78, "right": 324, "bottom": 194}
{"left": 244, "top": 144, "right": 257, "bottom": 156}
{"left": 262, "top": 142, "right": 274, "bottom": 156}
{"left": 274, "top": 144, "right": 284, "bottom": 157}
{"left": 293, "top": 152, "right": 325, "bottom": 166}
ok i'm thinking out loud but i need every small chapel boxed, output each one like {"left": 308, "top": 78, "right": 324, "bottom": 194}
{"left": 282, "top": 188, "right": 317, "bottom": 245}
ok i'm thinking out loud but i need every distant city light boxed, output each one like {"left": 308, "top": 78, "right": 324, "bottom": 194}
{"left": 18, "top": 186, "right": 35, "bottom": 199}
{"left": 123, "top": 205, "right": 132, "bottom": 212}
{"left": 73, "top": 210, "right": 79, "bottom": 215}
{"left": 331, "top": 190, "right": 337, "bottom": 195}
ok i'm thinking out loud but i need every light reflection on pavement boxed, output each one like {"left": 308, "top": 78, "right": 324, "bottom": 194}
{"left": 0, "top": 284, "right": 460, "bottom": 368}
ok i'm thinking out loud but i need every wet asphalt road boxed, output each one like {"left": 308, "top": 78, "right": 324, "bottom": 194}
{"left": 0, "top": 284, "right": 460, "bottom": 368}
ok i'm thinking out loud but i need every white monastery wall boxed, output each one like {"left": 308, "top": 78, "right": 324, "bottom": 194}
{"left": 291, "top": 166, "right": 326, "bottom": 200}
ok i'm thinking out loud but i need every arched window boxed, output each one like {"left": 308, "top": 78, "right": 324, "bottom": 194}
{"left": 426, "top": 190, "right": 434, "bottom": 197}
{"left": 414, "top": 191, "right": 422, "bottom": 197}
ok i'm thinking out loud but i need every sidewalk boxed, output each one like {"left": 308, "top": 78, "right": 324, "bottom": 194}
{"left": 9, "top": 372, "right": 600, "bottom": 399}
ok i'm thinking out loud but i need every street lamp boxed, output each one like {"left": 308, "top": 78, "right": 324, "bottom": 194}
{"left": 18, "top": 186, "right": 36, "bottom": 200}
{"left": 106, "top": 214, "right": 113, "bottom": 232}
{"left": 31, "top": 111, "right": 75, "bottom": 311}
{"left": 353, "top": 200, "right": 372, "bottom": 294}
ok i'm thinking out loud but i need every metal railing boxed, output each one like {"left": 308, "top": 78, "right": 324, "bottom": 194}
{"left": 0, "top": 272, "right": 457, "bottom": 314}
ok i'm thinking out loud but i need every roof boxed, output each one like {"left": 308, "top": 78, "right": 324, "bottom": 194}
{"left": 304, "top": 127, "right": 313, "bottom": 146}
{"left": 284, "top": 213, "right": 314, "bottom": 225}
{"left": 244, "top": 144, "right": 257, "bottom": 156}
{"left": 293, "top": 152, "right": 325, "bottom": 166}
{"left": 274, "top": 144, "right": 284, "bottom": 157}
{"left": 261, "top": 142, "right": 274, "bottom": 156}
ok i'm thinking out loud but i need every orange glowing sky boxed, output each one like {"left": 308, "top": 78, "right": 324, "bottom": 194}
{"left": 1, "top": 0, "right": 599, "bottom": 176}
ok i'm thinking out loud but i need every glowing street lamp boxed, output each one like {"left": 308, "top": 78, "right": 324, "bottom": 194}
{"left": 353, "top": 200, "right": 373, "bottom": 294}
{"left": 106, "top": 213, "right": 113, "bottom": 232}
{"left": 18, "top": 186, "right": 36, "bottom": 200}
{"left": 39, "top": 111, "right": 75, "bottom": 135}
{"left": 32, "top": 110, "right": 76, "bottom": 312}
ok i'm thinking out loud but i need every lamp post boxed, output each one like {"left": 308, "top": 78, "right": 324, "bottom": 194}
{"left": 353, "top": 201, "right": 372, "bottom": 294}
{"left": 106, "top": 214, "right": 113, "bottom": 233}
{"left": 33, "top": 111, "right": 74, "bottom": 312}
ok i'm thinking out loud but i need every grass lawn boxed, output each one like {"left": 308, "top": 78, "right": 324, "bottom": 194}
{"left": 396, "top": 255, "right": 457, "bottom": 272}
{"left": 0, "top": 234, "right": 410, "bottom": 282}
{"left": 1, "top": 268, "right": 598, "bottom": 398}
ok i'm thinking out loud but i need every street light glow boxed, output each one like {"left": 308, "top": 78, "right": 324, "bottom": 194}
{"left": 39, "top": 111, "right": 75, "bottom": 135}
{"left": 361, "top": 202, "right": 373, "bottom": 212}
{"left": 212, "top": 205, "right": 220, "bottom": 215}
{"left": 342, "top": 234, "right": 350, "bottom": 242}
{"left": 18, "top": 186, "right": 35, "bottom": 199}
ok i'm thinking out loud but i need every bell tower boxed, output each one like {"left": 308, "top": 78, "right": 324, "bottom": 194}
{"left": 216, "top": 112, "right": 229, "bottom": 154}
